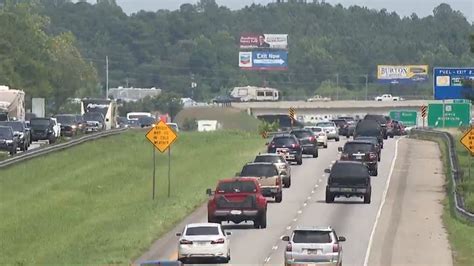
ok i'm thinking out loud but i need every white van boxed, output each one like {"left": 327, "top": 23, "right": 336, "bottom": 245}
{"left": 197, "top": 120, "right": 221, "bottom": 132}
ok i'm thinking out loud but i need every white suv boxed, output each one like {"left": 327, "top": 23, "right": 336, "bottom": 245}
{"left": 50, "top": 118, "right": 61, "bottom": 138}
{"left": 282, "top": 226, "right": 346, "bottom": 266}
{"left": 315, "top": 121, "right": 339, "bottom": 141}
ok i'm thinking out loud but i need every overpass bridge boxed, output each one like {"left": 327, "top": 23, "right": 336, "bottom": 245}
{"left": 232, "top": 100, "right": 442, "bottom": 123}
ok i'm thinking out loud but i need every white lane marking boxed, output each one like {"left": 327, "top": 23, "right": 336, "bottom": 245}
{"left": 307, "top": 196, "right": 311, "bottom": 200}
{"left": 265, "top": 257, "right": 271, "bottom": 263}
{"left": 297, "top": 210, "right": 302, "bottom": 214}
{"left": 272, "top": 245, "right": 278, "bottom": 250}
{"left": 293, "top": 218, "right": 297, "bottom": 222}
{"left": 321, "top": 174, "right": 326, "bottom": 177}
{"left": 363, "top": 138, "right": 401, "bottom": 266}
{"left": 286, "top": 226, "right": 291, "bottom": 230}
{"left": 318, "top": 179, "right": 322, "bottom": 182}
{"left": 311, "top": 190, "right": 315, "bottom": 194}
{"left": 303, "top": 203, "right": 307, "bottom": 207}
{"left": 331, "top": 160, "right": 335, "bottom": 164}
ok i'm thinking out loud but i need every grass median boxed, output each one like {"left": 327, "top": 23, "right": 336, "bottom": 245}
{"left": 411, "top": 132, "right": 474, "bottom": 266}
{"left": 0, "top": 130, "right": 264, "bottom": 264}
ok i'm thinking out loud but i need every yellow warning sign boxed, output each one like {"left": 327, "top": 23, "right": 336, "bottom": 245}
{"left": 460, "top": 127, "right": 474, "bottom": 155}
{"left": 145, "top": 120, "right": 178, "bottom": 153}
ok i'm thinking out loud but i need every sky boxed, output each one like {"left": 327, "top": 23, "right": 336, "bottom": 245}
{"left": 112, "top": 0, "right": 474, "bottom": 22}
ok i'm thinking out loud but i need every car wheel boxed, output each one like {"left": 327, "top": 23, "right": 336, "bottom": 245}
{"left": 287, "top": 177, "right": 291, "bottom": 188}
{"left": 390, "top": 134, "right": 394, "bottom": 138}
{"left": 324, "top": 143, "right": 328, "bottom": 149}
{"left": 312, "top": 149, "right": 318, "bottom": 158}
{"left": 296, "top": 156, "right": 303, "bottom": 165}
{"left": 325, "top": 192, "right": 334, "bottom": 203}
{"left": 372, "top": 168, "right": 378, "bottom": 176}
{"left": 335, "top": 137, "right": 340, "bottom": 142}
{"left": 275, "top": 192, "right": 283, "bottom": 203}
{"left": 378, "top": 156, "right": 381, "bottom": 162}
{"left": 259, "top": 210, "right": 267, "bottom": 229}
{"left": 364, "top": 193, "right": 371, "bottom": 204}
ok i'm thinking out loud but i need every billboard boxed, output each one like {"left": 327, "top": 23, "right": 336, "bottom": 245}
{"left": 239, "top": 51, "right": 288, "bottom": 71}
{"left": 433, "top": 67, "right": 474, "bottom": 100}
{"left": 377, "top": 65, "right": 429, "bottom": 84}
{"left": 239, "top": 34, "right": 288, "bottom": 50}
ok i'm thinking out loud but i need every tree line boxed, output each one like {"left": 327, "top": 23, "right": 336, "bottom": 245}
{"left": 0, "top": 0, "right": 473, "bottom": 110}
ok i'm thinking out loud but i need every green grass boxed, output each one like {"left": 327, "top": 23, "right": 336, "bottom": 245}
{"left": 453, "top": 131, "right": 474, "bottom": 212}
{"left": 175, "top": 107, "right": 260, "bottom": 132}
{"left": 410, "top": 132, "right": 474, "bottom": 266}
{"left": 0, "top": 130, "right": 264, "bottom": 264}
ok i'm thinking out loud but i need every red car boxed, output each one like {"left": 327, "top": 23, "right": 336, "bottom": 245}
{"left": 206, "top": 177, "right": 268, "bottom": 229}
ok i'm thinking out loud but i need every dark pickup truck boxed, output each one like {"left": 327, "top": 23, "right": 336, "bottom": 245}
{"left": 325, "top": 161, "right": 372, "bottom": 204}
{"left": 206, "top": 177, "right": 268, "bottom": 229}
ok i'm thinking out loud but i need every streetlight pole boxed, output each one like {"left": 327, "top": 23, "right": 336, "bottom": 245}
{"left": 105, "top": 55, "right": 109, "bottom": 99}
{"left": 365, "top": 74, "right": 368, "bottom": 100}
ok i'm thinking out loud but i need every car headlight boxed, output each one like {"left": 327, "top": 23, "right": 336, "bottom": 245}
{"left": 6, "top": 140, "right": 13, "bottom": 144}
{"left": 71, "top": 125, "right": 77, "bottom": 129}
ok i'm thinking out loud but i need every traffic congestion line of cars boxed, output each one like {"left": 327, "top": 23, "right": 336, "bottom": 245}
{"left": 164, "top": 114, "right": 405, "bottom": 265}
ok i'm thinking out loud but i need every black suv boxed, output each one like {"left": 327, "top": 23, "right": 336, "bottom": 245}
{"left": 363, "top": 114, "right": 388, "bottom": 139}
{"left": 0, "top": 121, "right": 30, "bottom": 151}
{"left": 354, "top": 119, "right": 384, "bottom": 149}
{"left": 267, "top": 134, "right": 303, "bottom": 165}
{"left": 0, "top": 125, "right": 19, "bottom": 155}
{"left": 54, "top": 114, "right": 80, "bottom": 137}
{"left": 30, "top": 118, "right": 57, "bottom": 144}
{"left": 290, "top": 129, "right": 318, "bottom": 158}
{"left": 338, "top": 140, "right": 379, "bottom": 176}
{"left": 354, "top": 136, "right": 381, "bottom": 161}
{"left": 331, "top": 119, "right": 351, "bottom": 137}
{"left": 325, "top": 161, "right": 372, "bottom": 204}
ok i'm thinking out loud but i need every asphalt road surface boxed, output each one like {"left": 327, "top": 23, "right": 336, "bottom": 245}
{"left": 137, "top": 136, "right": 401, "bottom": 265}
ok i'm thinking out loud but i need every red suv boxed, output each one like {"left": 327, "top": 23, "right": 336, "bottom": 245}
{"left": 206, "top": 177, "right": 268, "bottom": 229}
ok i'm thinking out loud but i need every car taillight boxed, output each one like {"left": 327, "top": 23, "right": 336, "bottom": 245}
{"left": 286, "top": 243, "right": 292, "bottom": 252}
{"left": 333, "top": 244, "right": 340, "bottom": 252}
{"left": 276, "top": 177, "right": 281, "bottom": 187}
{"left": 309, "top": 136, "right": 316, "bottom": 142}
{"left": 369, "top": 152, "right": 377, "bottom": 160}
{"left": 180, "top": 239, "right": 193, "bottom": 245}
{"left": 291, "top": 143, "right": 300, "bottom": 148}
{"left": 211, "top": 238, "right": 225, "bottom": 244}
{"left": 269, "top": 142, "right": 275, "bottom": 148}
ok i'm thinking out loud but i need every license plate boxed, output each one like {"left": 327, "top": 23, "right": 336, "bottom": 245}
{"left": 307, "top": 249, "right": 322, "bottom": 255}
{"left": 341, "top": 188, "right": 353, "bottom": 192}
{"left": 230, "top": 210, "right": 242, "bottom": 215}
{"left": 355, "top": 155, "right": 363, "bottom": 160}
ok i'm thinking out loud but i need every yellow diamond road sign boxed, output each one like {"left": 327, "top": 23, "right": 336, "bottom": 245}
{"left": 146, "top": 120, "right": 178, "bottom": 153}
{"left": 460, "top": 127, "right": 474, "bottom": 155}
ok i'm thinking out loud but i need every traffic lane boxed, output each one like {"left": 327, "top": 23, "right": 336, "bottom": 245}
{"left": 220, "top": 140, "right": 346, "bottom": 265}
{"left": 266, "top": 137, "right": 400, "bottom": 266}
{"left": 136, "top": 139, "right": 347, "bottom": 265}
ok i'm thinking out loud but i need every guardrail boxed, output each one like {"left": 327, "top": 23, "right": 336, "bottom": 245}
{"left": 0, "top": 127, "right": 128, "bottom": 169}
{"left": 410, "top": 128, "right": 474, "bottom": 223}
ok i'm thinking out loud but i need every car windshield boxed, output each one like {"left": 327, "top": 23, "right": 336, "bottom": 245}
{"left": 292, "top": 230, "right": 332, "bottom": 243}
{"left": 355, "top": 137, "right": 378, "bottom": 145}
{"left": 0, "top": 122, "right": 23, "bottom": 132}
{"left": 0, "top": 127, "right": 12, "bottom": 138}
{"left": 292, "top": 131, "right": 312, "bottom": 138}
{"left": 272, "top": 137, "right": 296, "bottom": 146}
{"left": 185, "top": 226, "right": 219, "bottom": 236}
{"left": 241, "top": 164, "right": 278, "bottom": 177}
{"left": 364, "top": 115, "right": 387, "bottom": 124}
{"left": 55, "top": 115, "right": 76, "bottom": 124}
{"left": 316, "top": 122, "right": 334, "bottom": 127}
{"left": 356, "top": 121, "right": 381, "bottom": 136}
{"left": 83, "top": 113, "right": 103, "bottom": 121}
{"left": 30, "top": 119, "right": 50, "bottom": 126}
{"left": 306, "top": 127, "right": 322, "bottom": 132}
{"left": 332, "top": 120, "right": 347, "bottom": 126}
{"left": 216, "top": 181, "right": 257, "bottom": 193}
{"left": 254, "top": 155, "right": 282, "bottom": 163}
{"left": 330, "top": 163, "right": 369, "bottom": 178}
{"left": 344, "top": 143, "right": 373, "bottom": 153}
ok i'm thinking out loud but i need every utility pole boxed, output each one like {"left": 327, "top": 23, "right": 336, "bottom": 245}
{"left": 106, "top": 56, "right": 109, "bottom": 99}
{"left": 336, "top": 73, "right": 339, "bottom": 100}
{"left": 365, "top": 74, "right": 368, "bottom": 100}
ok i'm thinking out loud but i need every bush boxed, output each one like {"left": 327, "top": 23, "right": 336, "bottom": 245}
{"left": 182, "top": 117, "right": 197, "bottom": 131}
{"left": 258, "top": 120, "right": 279, "bottom": 136}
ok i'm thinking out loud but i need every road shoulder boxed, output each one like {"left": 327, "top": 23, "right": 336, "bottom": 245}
{"left": 368, "top": 138, "right": 453, "bottom": 266}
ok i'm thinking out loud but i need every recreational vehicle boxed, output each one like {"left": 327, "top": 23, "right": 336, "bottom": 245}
{"left": 81, "top": 98, "right": 118, "bottom": 130}
{"left": 230, "top": 86, "right": 280, "bottom": 102}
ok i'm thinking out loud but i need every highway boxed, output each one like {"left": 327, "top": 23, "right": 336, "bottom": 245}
{"left": 136, "top": 136, "right": 401, "bottom": 265}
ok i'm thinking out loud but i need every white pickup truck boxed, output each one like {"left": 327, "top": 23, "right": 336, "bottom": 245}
{"left": 374, "top": 94, "right": 403, "bottom": 101}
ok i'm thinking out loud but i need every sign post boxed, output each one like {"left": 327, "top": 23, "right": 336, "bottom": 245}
{"left": 145, "top": 120, "right": 178, "bottom": 200}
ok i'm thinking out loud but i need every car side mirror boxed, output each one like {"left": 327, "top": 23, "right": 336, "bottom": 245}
{"left": 338, "top": 236, "right": 346, "bottom": 242}
{"left": 281, "top": 235, "right": 290, "bottom": 241}
{"left": 324, "top": 168, "right": 331, "bottom": 174}
{"left": 206, "top": 188, "right": 213, "bottom": 195}
{"left": 338, "top": 147, "right": 343, "bottom": 152}
{"left": 176, "top": 232, "right": 182, "bottom": 237}
{"left": 226, "top": 232, "right": 232, "bottom": 236}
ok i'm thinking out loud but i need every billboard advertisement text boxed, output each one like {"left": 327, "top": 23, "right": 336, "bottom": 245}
{"left": 377, "top": 65, "right": 429, "bottom": 84}
{"left": 433, "top": 67, "right": 474, "bottom": 100}
{"left": 239, "top": 51, "right": 288, "bottom": 71}
{"left": 239, "top": 34, "right": 288, "bottom": 50}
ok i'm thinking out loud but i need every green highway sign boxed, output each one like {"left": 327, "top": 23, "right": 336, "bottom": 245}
{"left": 389, "top": 110, "right": 417, "bottom": 126}
{"left": 428, "top": 102, "right": 471, "bottom": 128}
